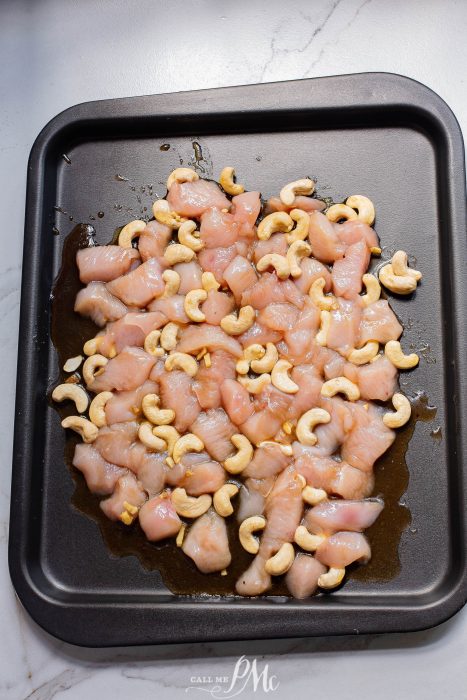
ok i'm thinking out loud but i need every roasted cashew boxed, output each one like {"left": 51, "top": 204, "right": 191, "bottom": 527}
{"left": 265, "top": 542, "right": 295, "bottom": 575}
{"left": 318, "top": 567, "right": 346, "bottom": 589}
{"left": 118, "top": 219, "right": 146, "bottom": 247}
{"left": 224, "top": 434, "right": 253, "bottom": 474}
{"left": 384, "top": 340, "right": 419, "bottom": 369}
{"left": 201, "top": 271, "right": 220, "bottom": 292}
{"left": 153, "top": 425, "right": 180, "bottom": 455}
{"left": 282, "top": 420, "right": 294, "bottom": 435}
{"left": 346, "top": 195, "right": 375, "bottom": 225}
{"left": 379, "top": 263, "right": 417, "bottom": 295}
{"left": 256, "top": 253, "right": 290, "bottom": 279}
{"left": 144, "top": 329, "right": 165, "bottom": 357}
{"left": 82, "top": 354, "right": 108, "bottom": 386}
{"left": 52, "top": 383, "right": 88, "bottom": 413}
{"left": 167, "top": 167, "right": 199, "bottom": 189}
{"left": 286, "top": 208, "right": 310, "bottom": 244}
{"left": 280, "top": 178, "right": 315, "bottom": 206}
{"left": 309, "top": 277, "right": 337, "bottom": 311}
{"left": 138, "top": 421, "right": 167, "bottom": 451}
{"left": 184, "top": 288, "right": 208, "bottom": 322}
{"left": 171, "top": 488, "right": 211, "bottom": 518}
{"left": 391, "top": 250, "right": 422, "bottom": 281}
{"left": 219, "top": 166, "right": 245, "bottom": 196}
{"left": 238, "top": 373, "right": 271, "bottom": 394}
{"left": 220, "top": 305, "right": 255, "bottom": 335}
{"left": 119, "top": 500, "right": 139, "bottom": 525}
{"left": 161, "top": 269, "right": 181, "bottom": 297}
{"left": 287, "top": 240, "right": 312, "bottom": 278}
{"left": 61, "top": 416, "right": 98, "bottom": 443}
{"left": 361, "top": 273, "right": 381, "bottom": 306}
{"left": 213, "top": 483, "right": 239, "bottom": 517}
{"left": 321, "top": 376, "right": 360, "bottom": 401}
{"left": 177, "top": 220, "right": 204, "bottom": 252}
{"left": 271, "top": 359, "right": 299, "bottom": 394}
{"left": 165, "top": 351, "right": 198, "bottom": 377}
{"left": 164, "top": 243, "right": 195, "bottom": 265}
{"left": 236, "top": 344, "right": 265, "bottom": 374}
{"left": 154, "top": 203, "right": 186, "bottom": 229}
{"left": 302, "top": 486, "right": 328, "bottom": 505}
{"left": 383, "top": 393, "right": 411, "bottom": 428}
{"left": 325, "top": 203, "right": 358, "bottom": 223}
{"left": 176, "top": 523, "right": 186, "bottom": 546}
{"left": 257, "top": 211, "right": 293, "bottom": 241}
{"left": 142, "top": 393, "right": 175, "bottom": 425}
{"left": 204, "top": 352, "right": 211, "bottom": 368}
{"left": 239, "top": 515, "right": 266, "bottom": 554}
{"left": 348, "top": 341, "right": 379, "bottom": 365}
{"left": 250, "top": 342, "right": 278, "bottom": 374}
{"left": 257, "top": 441, "right": 293, "bottom": 456}
{"left": 294, "top": 525, "right": 326, "bottom": 552}
{"left": 315, "top": 310, "right": 331, "bottom": 347}
{"left": 89, "top": 391, "right": 113, "bottom": 427}
{"left": 83, "top": 337, "right": 102, "bottom": 356}
{"left": 172, "top": 433, "right": 204, "bottom": 463}
{"left": 296, "top": 408, "right": 331, "bottom": 446}
{"left": 63, "top": 355, "right": 83, "bottom": 373}
{"left": 160, "top": 322, "right": 181, "bottom": 351}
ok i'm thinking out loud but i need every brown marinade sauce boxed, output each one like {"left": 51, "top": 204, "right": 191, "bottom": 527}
{"left": 50, "top": 224, "right": 436, "bottom": 596}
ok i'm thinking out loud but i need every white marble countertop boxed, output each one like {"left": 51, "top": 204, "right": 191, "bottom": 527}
{"left": 1, "top": 1, "right": 466, "bottom": 698}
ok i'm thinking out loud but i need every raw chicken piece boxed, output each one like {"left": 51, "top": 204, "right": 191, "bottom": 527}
{"left": 179, "top": 454, "right": 226, "bottom": 495}
{"left": 74, "top": 281, "right": 128, "bottom": 327}
{"left": 283, "top": 298, "right": 321, "bottom": 363}
{"left": 191, "top": 408, "right": 237, "bottom": 462}
{"left": 243, "top": 442, "right": 290, "bottom": 478}
{"left": 77, "top": 246, "right": 140, "bottom": 283}
{"left": 201, "top": 290, "right": 236, "bottom": 325}
{"left": 168, "top": 179, "right": 230, "bottom": 217}
{"left": 238, "top": 322, "right": 282, "bottom": 349}
{"left": 258, "top": 302, "right": 300, "bottom": 331}
{"left": 286, "top": 364, "right": 323, "bottom": 420}
{"left": 158, "top": 369, "right": 201, "bottom": 432}
{"left": 223, "top": 255, "right": 258, "bottom": 303}
{"left": 90, "top": 347, "right": 156, "bottom": 393}
{"left": 200, "top": 207, "right": 239, "bottom": 248}
{"left": 220, "top": 378, "right": 254, "bottom": 425}
{"left": 197, "top": 245, "right": 237, "bottom": 284}
{"left": 177, "top": 323, "right": 243, "bottom": 358}
{"left": 354, "top": 355, "right": 398, "bottom": 402}
{"left": 359, "top": 300, "right": 403, "bottom": 345}
{"left": 336, "top": 219, "right": 379, "bottom": 250}
{"left": 236, "top": 477, "right": 274, "bottom": 521}
{"left": 240, "top": 409, "right": 283, "bottom": 446}
{"left": 106, "top": 258, "right": 164, "bottom": 307}
{"left": 294, "top": 453, "right": 374, "bottom": 500}
{"left": 230, "top": 191, "right": 261, "bottom": 237}
{"left": 105, "top": 380, "right": 158, "bottom": 424}
{"left": 323, "top": 349, "right": 347, "bottom": 379}
{"left": 173, "top": 261, "right": 203, "bottom": 294}
{"left": 136, "top": 451, "right": 167, "bottom": 495}
{"left": 148, "top": 359, "right": 166, "bottom": 385}
{"left": 99, "top": 311, "right": 167, "bottom": 355}
{"left": 252, "top": 234, "right": 288, "bottom": 264}
{"left": 94, "top": 421, "right": 139, "bottom": 468}
{"left": 266, "top": 196, "right": 326, "bottom": 213}
{"left": 316, "top": 531, "right": 371, "bottom": 568}
{"left": 241, "top": 272, "right": 304, "bottom": 310}
{"left": 139, "top": 494, "right": 182, "bottom": 541}
{"left": 332, "top": 240, "right": 370, "bottom": 300}
{"left": 305, "top": 498, "right": 384, "bottom": 534}
{"left": 72, "top": 443, "right": 127, "bottom": 495}
{"left": 298, "top": 396, "right": 354, "bottom": 458}
{"left": 342, "top": 402, "right": 395, "bottom": 472}
{"left": 182, "top": 509, "right": 231, "bottom": 573}
{"left": 193, "top": 350, "right": 236, "bottom": 410}
{"left": 308, "top": 212, "right": 346, "bottom": 263}
{"left": 138, "top": 220, "right": 172, "bottom": 263}
{"left": 100, "top": 473, "right": 147, "bottom": 521}
{"left": 294, "top": 257, "right": 332, "bottom": 295}
{"left": 327, "top": 298, "right": 362, "bottom": 356}
{"left": 148, "top": 294, "right": 190, "bottom": 324}
{"left": 285, "top": 554, "right": 327, "bottom": 599}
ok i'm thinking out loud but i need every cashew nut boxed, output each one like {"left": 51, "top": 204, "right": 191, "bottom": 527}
{"left": 165, "top": 352, "right": 198, "bottom": 377}
{"left": 238, "top": 373, "right": 271, "bottom": 394}
{"left": 63, "top": 355, "right": 83, "bottom": 373}
{"left": 204, "top": 352, "right": 211, "bottom": 368}
{"left": 325, "top": 203, "right": 358, "bottom": 223}
{"left": 286, "top": 240, "right": 312, "bottom": 278}
{"left": 213, "top": 483, "right": 239, "bottom": 517}
{"left": 257, "top": 441, "right": 293, "bottom": 456}
{"left": 160, "top": 322, "right": 181, "bottom": 351}
{"left": 239, "top": 515, "right": 266, "bottom": 554}
{"left": 177, "top": 220, "right": 204, "bottom": 252}
{"left": 318, "top": 567, "right": 346, "bottom": 589}
{"left": 379, "top": 263, "right": 417, "bottom": 295}
{"left": 153, "top": 425, "right": 180, "bottom": 455}
{"left": 224, "top": 434, "right": 253, "bottom": 474}
{"left": 83, "top": 337, "right": 102, "bottom": 356}
{"left": 184, "top": 288, "right": 208, "bottom": 322}
{"left": 61, "top": 416, "right": 98, "bottom": 443}
{"left": 236, "top": 343, "right": 265, "bottom": 374}
{"left": 294, "top": 525, "right": 326, "bottom": 552}
{"left": 250, "top": 342, "right": 278, "bottom": 374}
{"left": 361, "top": 273, "right": 381, "bottom": 306}
{"left": 153, "top": 200, "right": 186, "bottom": 229}
{"left": 172, "top": 433, "right": 204, "bottom": 463}
{"left": 164, "top": 243, "right": 195, "bottom": 265}
{"left": 119, "top": 500, "right": 139, "bottom": 525}
{"left": 144, "top": 329, "right": 165, "bottom": 357}
{"left": 82, "top": 354, "right": 108, "bottom": 387}
{"left": 201, "top": 271, "right": 220, "bottom": 292}
{"left": 142, "top": 393, "right": 175, "bottom": 425}
{"left": 321, "top": 376, "right": 360, "bottom": 401}
{"left": 384, "top": 340, "right": 419, "bottom": 369}
{"left": 271, "top": 359, "right": 299, "bottom": 394}
{"left": 257, "top": 211, "right": 293, "bottom": 241}
{"left": 176, "top": 523, "right": 186, "bottom": 547}
{"left": 296, "top": 408, "right": 331, "bottom": 446}
{"left": 138, "top": 421, "right": 167, "bottom": 451}
{"left": 346, "top": 195, "right": 375, "bottom": 225}
{"left": 315, "top": 310, "right": 331, "bottom": 347}
{"left": 161, "top": 269, "right": 181, "bottom": 297}
{"left": 309, "top": 277, "right": 337, "bottom": 311}
{"left": 286, "top": 208, "right": 310, "bottom": 244}
{"left": 348, "top": 341, "right": 379, "bottom": 365}
{"left": 256, "top": 253, "right": 290, "bottom": 279}
{"left": 302, "top": 486, "right": 328, "bottom": 505}
{"left": 52, "top": 383, "right": 89, "bottom": 413}
{"left": 219, "top": 166, "right": 245, "bottom": 196}
{"left": 280, "top": 178, "right": 315, "bottom": 206}
{"left": 265, "top": 542, "right": 295, "bottom": 575}
{"left": 220, "top": 305, "right": 255, "bottom": 335}
{"left": 89, "top": 391, "right": 113, "bottom": 427}
{"left": 171, "top": 488, "right": 211, "bottom": 518}
{"left": 118, "top": 219, "right": 146, "bottom": 247}
{"left": 282, "top": 420, "right": 294, "bottom": 435}
{"left": 167, "top": 167, "right": 199, "bottom": 189}
{"left": 383, "top": 392, "right": 411, "bottom": 428}
{"left": 391, "top": 250, "right": 422, "bottom": 281}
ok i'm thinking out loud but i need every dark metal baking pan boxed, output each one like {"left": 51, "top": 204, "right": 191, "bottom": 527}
{"left": 9, "top": 73, "right": 467, "bottom": 646}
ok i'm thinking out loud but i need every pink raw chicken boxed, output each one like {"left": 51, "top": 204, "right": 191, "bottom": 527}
{"left": 178, "top": 453, "right": 226, "bottom": 495}
{"left": 167, "top": 179, "right": 230, "bottom": 217}
{"left": 252, "top": 233, "right": 288, "bottom": 263}
{"left": 266, "top": 196, "right": 326, "bottom": 213}
{"left": 139, "top": 495, "right": 182, "bottom": 542}
{"left": 308, "top": 212, "right": 346, "bottom": 263}
{"left": 72, "top": 443, "right": 127, "bottom": 495}
{"left": 316, "top": 531, "right": 371, "bottom": 568}
{"left": 76, "top": 246, "right": 140, "bottom": 284}
{"left": 223, "top": 255, "right": 258, "bottom": 303}
{"left": 182, "top": 509, "right": 231, "bottom": 573}
{"left": 173, "top": 261, "right": 203, "bottom": 294}
{"left": 352, "top": 355, "right": 398, "bottom": 402}
{"left": 191, "top": 408, "right": 237, "bottom": 462}
{"left": 230, "top": 191, "right": 261, "bottom": 237}
{"left": 200, "top": 208, "right": 239, "bottom": 248}
{"left": 90, "top": 347, "right": 156, "bottom": 393}
{"left": 332, "top": 240, "right": 370, "bottom": 299}
{"left": 305, "top": 498, "right": 384, "bottom": 534}
{"left": 74, "top": 281, "right": 128, "bottom": 327}
{"left": 258, "top": 302, "right": 300, "bottom": 332}
{"left": 285, "top": 554, "right": 327, "bottom": 599}
{"left": 197, "top": 245, "right": 238, "bottom": 284}
{"left": 220, "top": 378, "right": 254, "bottom": 425}
{"left": 359, "top": 300, "right": 403, "bottom": 345}
{"left": 342, "top": 402, "right": 395, "bottom": 472}
{"left": 177, "top": 323, "right": 243, "bottom": 358}
{"left": 201, "top": 290, "right": 236, "bottom": 326}
{"left": 243, "top": 442, "right": 291, "bottom": 479}
{"left": 194, "top": 350, "right": 236, "bottom": 410}
{"left": 294, "top": 453, "right": 374, "bottom": 500}
{"left": 238, "top": 321, "right": 282, "bottom": 349}
{"left": 148, "top": 294, "right": 190, "bottom": 324}
{"left": 107, "top": 258, "right": 164, "bottom": 307}
{"left": 326, "top": 299, "right": 362, "bottom": 356}
{"left": 104, "top": 380, "right": 159, "bottom": 424}
{"left": 99, "top": 311, "right": 166, "bottom": 355}
{"left": 294, "top": 257, "right": 332, "bottom": 295}
{"left": 158, "top": 369, "right": 201, "bottom": 433}
{"left": 138, "top": 220, "right": 172, "bottom": 263}
{"left": 99, "top": 473, "right": 147, "bottom": 521}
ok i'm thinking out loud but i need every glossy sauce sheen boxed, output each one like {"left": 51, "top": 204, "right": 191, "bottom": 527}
{"left": 50, "top": 224, "right": 435, "bottom": 596}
